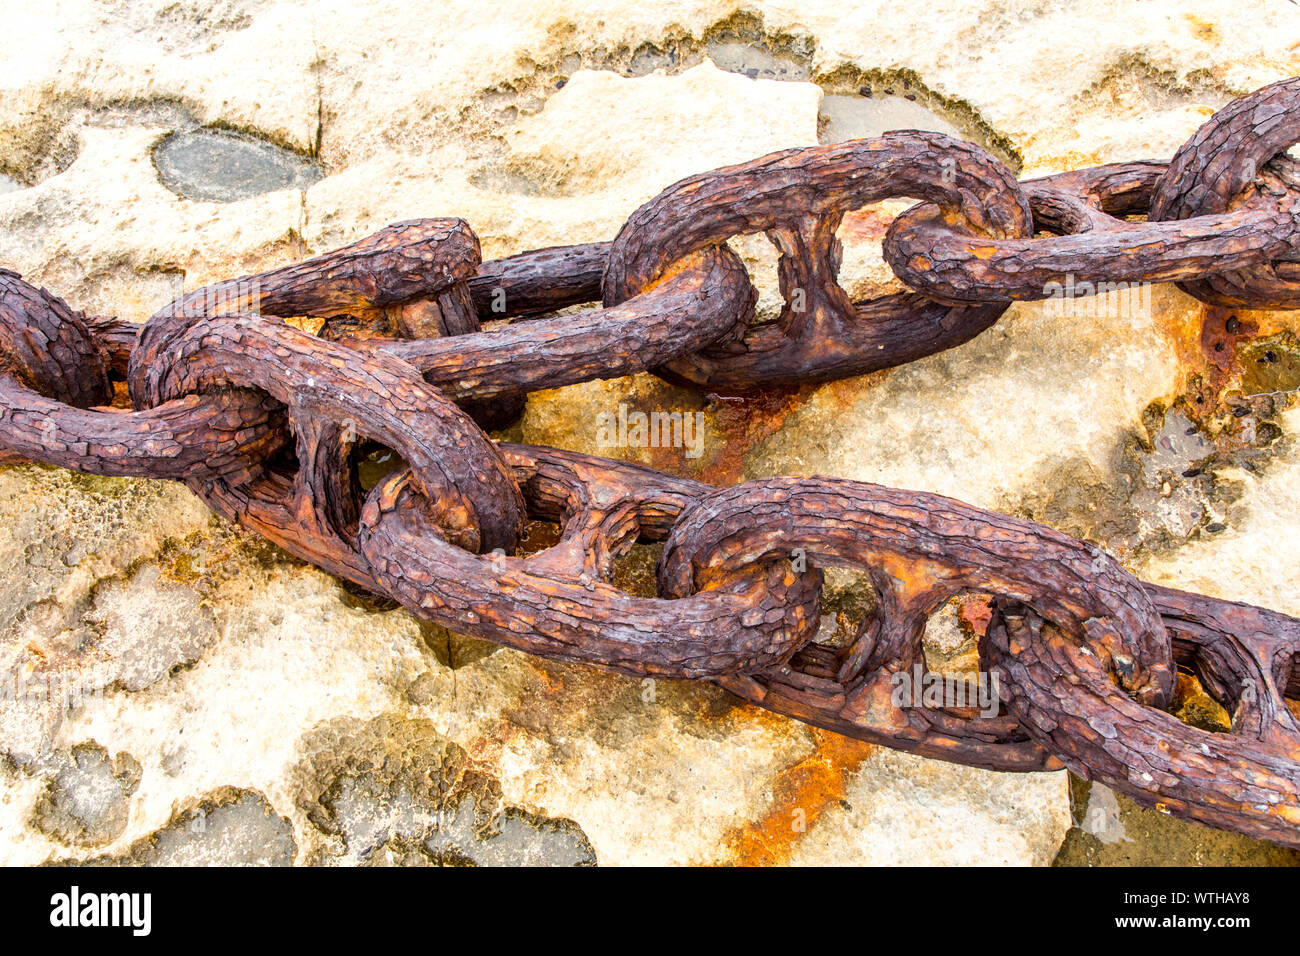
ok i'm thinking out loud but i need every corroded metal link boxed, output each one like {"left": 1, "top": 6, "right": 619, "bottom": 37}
{"left": 988, "top": 602, "right": 1300, "bottom": 848}
{"left": 0, "top": 269, "right": 110, "bottom": 407}
{"left": 883, "top": 79, "right": 1300, "bottom": 305}
{"left": 0, "top": 270, "right": 284, "bottom": 480}
{"left": 0, "top": 382, "right": 286, "bottom": 483}
{"left": 1020, "top": 161, "right": 1167, "bottom": 234}
{"left": 130, "top": 217, "right": 527, "bottom": 564}
{"left": 885, "top": 167, "right": 1298, "bottom": 304}
{"left": 175, "top": 217, "right": 484, "bottom": 331}
{"left": 73, "top": 240, "right": 614, "bottom": 375}
{"left": 602, "top": 131, "right": 1031, "bottom": 390}
{"left": 375, "top": 247, "right": 753, "bottom": 402}
{"left": 658, "top": 477, "right": 1175, "bottom": 707}
{"left": 1149, "top": 583, "right": 1300, "bottom": 745}
{"left": 468, "top": 241, "right": 609, "bottom": 319}
{"left": 355, "top": 443, "right": 823, "bottom": 679}
{"left": 135, "top": 315, "right": 525, "bottom": 557}
{"left": 1152, "top": 76, "right": 1300, "bottom": 308}
{"left": 656, "top": 477, "right": 1300, "bottom": 844}
{"left": 656, "top": 477, "right": 1174, "bottom": 767}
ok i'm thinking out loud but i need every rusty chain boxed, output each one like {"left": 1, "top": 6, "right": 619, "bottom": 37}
{"left": 3, "top": 76, "right": 1300, "bottom": 846}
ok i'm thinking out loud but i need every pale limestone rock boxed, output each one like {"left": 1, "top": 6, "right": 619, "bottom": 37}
{"left": 786, "top": 749, "right": 1070, "bottom": 866}
{"left": 0, "top": 0, "right": 319, "bottom": 157}
{"left": 0, "top": 124, "right": 303, "bottom": 320}
{"left": 0, "top": 760, "right": 55, "bottom": 867}
{"left": 745, "top": 288, "right": 1185, "bottom": 507}
{"left": 1135, "top": 405, "right": 1300, "bottom": 616}
{"left": 301, "top": 60, "right": 819, "bottom": 256}
{"left": 501, "top": 62, "right": 820, "bottom": 201}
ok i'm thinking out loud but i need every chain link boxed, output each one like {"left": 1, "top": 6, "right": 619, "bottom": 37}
{"left": 3, "top": 76, "right": 1300, "bottom": 845}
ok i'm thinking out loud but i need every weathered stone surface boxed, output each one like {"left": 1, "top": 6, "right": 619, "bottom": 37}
{"left": 292, "top": 715, "right": 596, "bottom": 866}
{"left": 1056, "top": 779, "right": 1300, "bottom": 867}
{"left": 67, "top": 790, "right": 299, "bottom": 867}
{"left": 786, "top": 749, "right": 1068, "bottom": 867}
{"left": 0, "top": 0, "right": 1297, "bottom": 866}
{"left": 32, "top": 741, "right": 141, "bottom": 847}
{"left": 1134, "top": 404, "right": 1300, "bottom": 616}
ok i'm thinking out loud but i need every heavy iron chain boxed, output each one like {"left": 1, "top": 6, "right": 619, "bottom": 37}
{"left": 3, "top": 76, "right": 1300, "bottom": 846}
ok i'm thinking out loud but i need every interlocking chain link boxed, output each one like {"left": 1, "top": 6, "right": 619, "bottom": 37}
{"left": 4, "top": 77, "right": 1300, "bottom": 845}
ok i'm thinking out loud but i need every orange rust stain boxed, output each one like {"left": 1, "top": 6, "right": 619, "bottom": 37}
{"left": 1199, "top": 305, "right": 1258, "bottom": 379}
{"left": 518, "top": 655, "right": 569, "bottom": 696}
{"left": 1149, "top": 298, "right": 1209, "bottom": 372}
{"left": 720, "top": 728, "right": 876, "bottom": 866}
{"left": 649, "top": 384, "right": 815, "bottom": 487}
{"left": 874, "top": 550, "right": 951, "bottom": 602}
{"left": 1163, "top": 304, "right": 1300, "bottom": 382}
{"left": 109, "top": 379, "right": 133, "bottom": 409}
{"left": 284, "top": 314, "right": 326, "bottom": 335}
{"left": 21, "top": 644, "right": 46, "bottom": 672}
{"left": 1150, "top": 299, "right": 1300, "bottom": 428}
{"left": 837, "top": 206, "right": 895, "bottom": 246}
{"left": 640, "top": 249, "right": 709, "bottom": 294}
{"left": 1032, "top": 151, "right": 1105, "bottom": 174}
{"left": 957, "top": 594, "right": 993, "bottom": 636}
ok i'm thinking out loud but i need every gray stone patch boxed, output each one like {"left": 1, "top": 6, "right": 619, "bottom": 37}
{"left": 319, "top": 772, "right": 593, "bottom": 867}
{"left": 138, "top": 792, "right": 296, "bottom": 866}
{"left": 468, "top": 160, "right": 581, "bottom": 198}
{"left": 705, "top": 41, "right": 809, "bottom": 81}
{"left": 80, "top": 564, "right": 221, "bottom": 692}
{"left": 0, "top": 175, "right": 23, "bottom": 195}
{"left": 153, "top": 128, "right": 322, "bottom": 202}
{"left": 444, "top": 807, "right": 595, "bottom": 867}
{"left": 0, "top": 555, "right": 220, "bottom": 766}
{"left": 295, "top": 714, "right": 596, "bottom": 866}
{"left": 1080, "top": 783, "right": 1131, "bottom": 844}
{"left": 1012, "top": 397, "right": 1286, "bottom": 562}
{"left": 0, "top": 468, "right": 236, "bottom": 764}
{"left": 62, "top": 790, "right": 297, "bottom": 866}
{"left": 32, "top": 741, "right": 141, "bottom": 847}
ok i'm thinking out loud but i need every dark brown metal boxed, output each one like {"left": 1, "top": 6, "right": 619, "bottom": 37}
{"left": 0, "top": 270, "right": 284, "bottom": 480}
{"left": 468, "top": 241, "right": 608, "bottom": 319}
{"left": 375, "top": 246, "right": 754, "bottom": 402}
{"left": 3, "top": 77, "right": 1300, "bottom": 848}
{"left": 883, "top": 77, "right": 1300, "bottom": 307}
{"left": 988, "top": 596, "right": 1300, "bottom": 847}
{"left": 358, "top": 444, "right": 822, "bottom": 678}
{"left": 658, "top": 476, "right": 1174, "bottom": 768}
{"left": 1151, "top": 76, "right": 1300, "bottom": 309}
{"left": 602, "top": 130, "right": 1030, "bottom": 390}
